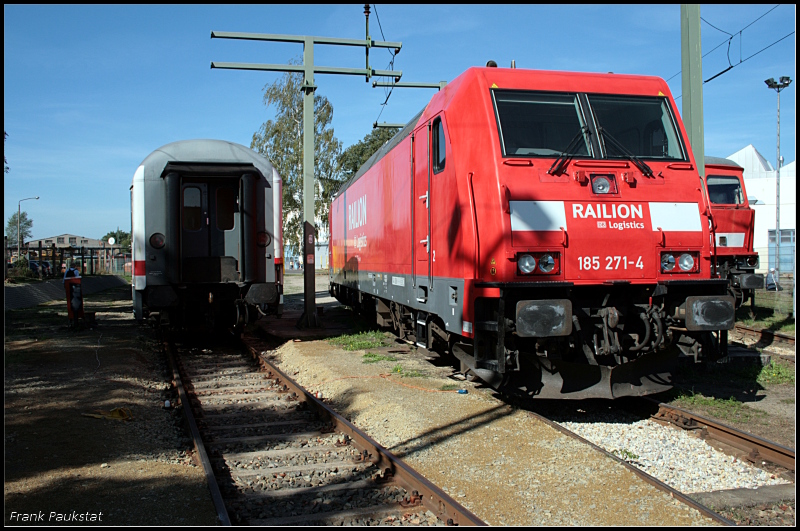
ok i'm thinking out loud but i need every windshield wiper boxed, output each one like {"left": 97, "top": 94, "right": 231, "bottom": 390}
{"left": 548, "top": 125, "right": 590, "bottom": 175}
{"left": 598, "top": 127, "right": 654, "bottom": 177}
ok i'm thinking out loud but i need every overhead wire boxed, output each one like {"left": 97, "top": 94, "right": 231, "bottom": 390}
{"left": 372, "top": 4, "right": 397, "bottom": 125}
{"left": 668, "top": 5, "right": 792, "bottom": 100}
{"left": 667, "top": 4, "right": 781, "bottom": 82}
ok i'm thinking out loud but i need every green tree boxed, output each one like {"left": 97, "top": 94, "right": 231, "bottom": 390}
{"left": 6, "top": 211, "right": 33, "bottom": 248}
{"left": 338, "top": 126, "right": 401, "bottom": 181}
{"left": 101, "top": 229, "right": 131, "bottom": 250}
{"left": 250, "top": 65, "right": 343, "bottom": 254}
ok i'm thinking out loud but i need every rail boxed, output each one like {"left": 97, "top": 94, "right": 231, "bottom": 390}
{"left": 645, "top": 398, "right": 795, "bottom": 473}
{"left": 241, "top": 339, "right": 487, "bottom": 526}
{"left": 733, "top": 324, "right": 795, "bottom": 349}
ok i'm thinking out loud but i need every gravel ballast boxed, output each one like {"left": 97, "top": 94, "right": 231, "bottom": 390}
{"left": 258, "top": 332, "right": 720, "bottom": 526}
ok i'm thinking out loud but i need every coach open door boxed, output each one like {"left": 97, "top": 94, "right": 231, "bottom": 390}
{"left": 180, "top": 179, "right": 239, "bottom": 283}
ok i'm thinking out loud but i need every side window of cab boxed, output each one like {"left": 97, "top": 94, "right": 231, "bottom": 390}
{"left": 432, "top": 117, "right": 446, "bottom": 174}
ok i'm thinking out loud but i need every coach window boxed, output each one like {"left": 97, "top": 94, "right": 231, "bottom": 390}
{"left": 183, "top": 187, "right": 202, "bottom": 231}
{"left": 432, "top": 117, "right": 446, "bottom": 174}
{"left": 216, "top": 187, "right": 236, "bottom": 230}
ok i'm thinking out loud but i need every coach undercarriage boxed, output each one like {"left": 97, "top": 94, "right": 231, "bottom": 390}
{"left": 144, "top": 281, "right": 280, "bottom": 332}
{"left": 335, "top": 282, "right": 732, "bottom": 399}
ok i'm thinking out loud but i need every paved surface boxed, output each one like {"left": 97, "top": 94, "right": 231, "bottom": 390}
{"left": 4, "top": 275, "right": 129, "bottom": 310}
{"left": 691, "top": 484, "right": 795, "bottom": 511}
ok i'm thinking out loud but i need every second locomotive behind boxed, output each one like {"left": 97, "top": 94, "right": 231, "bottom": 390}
{"left": 703, "top": 156, "right": 764, "bottom": 309}
{"left": 131, "top": 139, "right": 283, "bottom": 330}
{"left": 329, "top": 66, "right": 735, "bottom": 399}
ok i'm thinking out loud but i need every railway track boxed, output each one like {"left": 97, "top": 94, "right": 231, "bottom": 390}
{"left": 732, "top": 324, "right": 796, "bottom": 352}
{"left": 165, "top": 334, "right": 485, "bottom": 526}
{"left": 645, "top": 398, "right": 795, "bottom": 474}
{"left": 512, "top": 402, "right": 736, "bottom": 525}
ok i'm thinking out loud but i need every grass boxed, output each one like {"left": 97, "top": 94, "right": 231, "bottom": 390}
{"left": 386, "top": 363, "right": 427, "bottom": 378}
{"left": 736, "top": 288, "right": 795, "bottom": 334}
{"left": 362, "top": 352, "right": 397, "bottom": 364}
{"left": 328, "top": 330, "right": 388, "bottom": 351}
{"left": 676, "top": 356, "right": 795, "bottom": 389}
{"left": 612, "top": 449, "right": 640, "bottom": 461}
{"left": 672, "top": 391, "right": 764, "bottom": 423}
{"left": 756, "top": 361, "right": 795, "bottom": 386}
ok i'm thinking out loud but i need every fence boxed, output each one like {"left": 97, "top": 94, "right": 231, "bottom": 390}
{"left": 5, "top": 242, "right": 130, "bottom": 280}
{"left": 754, "top": 272, "right": 795, "bottom": 317}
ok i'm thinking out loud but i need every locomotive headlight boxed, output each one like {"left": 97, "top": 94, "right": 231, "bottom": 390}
{"left": 257, "top": 231, "right": 271, "bottom": 248}
{"left": 591, "top": 174, "right": 617, "bottom": 194}
{"left": 661, "top": 253, "right": 675, "bottom": 272}
{"left": 592, "top": 176, "right": 611, "bottom": 194}
{"left": 740, "top": 255, "right": 759, "bottom": 268}
{"left": 518, "top": 254, "right": 536, "bottom": 274}
{"left": 678, "top": 253, "right": 695, "bottom": 272}
{"left": 149, "top": 233, "right": 165, "bottom": 249}
{"left": 538, "top": 254, "right": 555, "bottom": 273}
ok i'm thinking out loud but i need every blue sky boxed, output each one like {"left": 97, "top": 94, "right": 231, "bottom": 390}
{"left": 4, "top": 4, "right": 796, "bottom": 242}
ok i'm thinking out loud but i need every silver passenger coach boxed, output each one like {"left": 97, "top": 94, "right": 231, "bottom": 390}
{"left": 131, "top": 139, "right": 283, "bottom": 329}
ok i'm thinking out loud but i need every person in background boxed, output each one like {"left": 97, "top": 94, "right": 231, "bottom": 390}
{"left": 765, "top": 268, "right": 781, "bottom": 291}
{"left": 63, "top": 262, "right": 81, "bottom": 283}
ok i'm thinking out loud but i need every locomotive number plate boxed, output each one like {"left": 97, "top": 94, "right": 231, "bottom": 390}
{"left": 577, "top": 256, "right": 644, "bottom": 271}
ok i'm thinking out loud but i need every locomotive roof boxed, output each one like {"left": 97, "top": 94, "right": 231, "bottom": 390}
{"left": 334, "top": 66, "right": 679, "bottom": 197}
{"left": 138, "top": 139, "right": 275, "bottom": 180}
{"left": 334, "top": 108, "right": 425, "bottom": 198}
{"left": 704, "top": 156, "right": 743, "bottom": 169}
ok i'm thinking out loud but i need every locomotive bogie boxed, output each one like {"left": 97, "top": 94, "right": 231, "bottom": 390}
{"left": 330, "top": 67, "right": 736, "bottom": 399}
{"left": 131, "top": 139, "right": 283, "bottom": 330}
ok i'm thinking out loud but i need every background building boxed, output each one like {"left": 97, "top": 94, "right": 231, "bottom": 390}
{"left": 727, "top": 144, "right": 796, "bottom": 275}
{"left": 27, "top": 234, "right": 105, "bottom": 250}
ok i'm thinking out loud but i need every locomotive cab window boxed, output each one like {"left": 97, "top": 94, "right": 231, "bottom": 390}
{"left": 432, "top": 117, "right": 446, "bottom": 173}
{"left": 216, "top": 187, "right": 237, "bottom": 230}
{"left": 706, "top": 175, "right": 744, "bottom": 205}
{"left": 183, "top": 187, "right": 202, "bottom": 231}
{"left": 493, "top": 91, "right": 590, "bottom": 158}
{"left": 587, "top": 95, "right": 685, "bottom": 160}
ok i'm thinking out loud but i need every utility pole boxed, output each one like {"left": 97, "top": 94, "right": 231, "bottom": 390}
{"left": 680, "top": 4, "right": 704, "bottom": 178}
{"left": 211, "top": 6, "right": 402, "bottom": 328}
{"left": 17, "top": 196, "right": 39, "bottom": 263}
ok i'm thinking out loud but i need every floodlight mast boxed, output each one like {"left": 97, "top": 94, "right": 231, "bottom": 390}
{"left": 764, "top": 76, "right": 792, "bottom": 278}
{"left": 211, "top": 12, "right": 402, "bottom": 328}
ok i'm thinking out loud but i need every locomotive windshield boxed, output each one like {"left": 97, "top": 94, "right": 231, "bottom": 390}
{"left": 493, "top": 91, "right": 591, "bottom": 157}
{"left": 587, "top": 95, "right": 685, "bottom": 160}
{"left": 493, "top": 91, "right": 686, "bottom": 161}
{"left": 706, "top": 175, "right": 745, "bottom": 205}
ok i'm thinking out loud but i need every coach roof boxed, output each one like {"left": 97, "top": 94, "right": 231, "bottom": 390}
{"left": 138, "top": 139, "right": 276, "bottom": 181}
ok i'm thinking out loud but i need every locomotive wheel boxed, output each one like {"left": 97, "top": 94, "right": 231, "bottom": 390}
{"left": 728, "top": 286, "right": 745, "bottom": 310}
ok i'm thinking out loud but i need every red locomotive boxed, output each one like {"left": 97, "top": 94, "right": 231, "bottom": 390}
{"left": 329, "top": 66, "right": 734, "bottom": 399}
{"left": 703, "top": 156, "right": 764, "bottom": 309}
